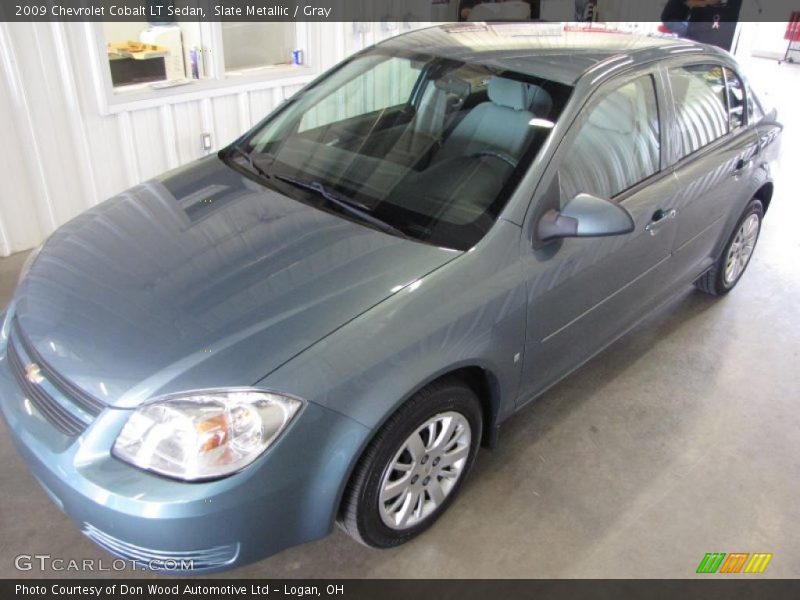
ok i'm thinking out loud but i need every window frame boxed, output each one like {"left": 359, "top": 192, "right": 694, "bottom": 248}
{"left": 722, "top": 66, "right": 747, "bottom": 132}
{"left": 87, "top": 21, "right": 319, "bottom": 115}
{"left": 553, "top": 67, "right": 667, "bottom": 207}
{"left": 218, "top": 22, "right": 304, "bottom": 75}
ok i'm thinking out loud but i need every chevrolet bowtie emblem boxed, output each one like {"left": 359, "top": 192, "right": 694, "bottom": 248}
{"left": 25, "top": 363, "right": 44, "bottom": 385}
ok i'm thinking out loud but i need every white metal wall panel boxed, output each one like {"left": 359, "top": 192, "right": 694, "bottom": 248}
{"left": 0, "top": 29, "right": 42, "bottom": 255}
{"left": 130, "top": 107, "right": 171, "bottom": 182}
{"left": 172, "top": 100, "right": 205, "bottom": 166}
{"left": 248, "top": 88, "right": 281, "bottom": 126}
{"left": 212, "top": 95, "right": 242, "bottom": 150}
{"left": 0, "top": 22, "right": 425, "bottom": 257}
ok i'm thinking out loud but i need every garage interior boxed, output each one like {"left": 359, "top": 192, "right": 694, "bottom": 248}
{"left": 0, "top": 21, "right": 798, "bottom": 578}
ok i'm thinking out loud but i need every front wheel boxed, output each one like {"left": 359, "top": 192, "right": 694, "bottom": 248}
{"left": 338, "top": 378, "right": 482, "bottom": 548}
{"left": 695, "top": 199, "right": 763, "bottom": 296}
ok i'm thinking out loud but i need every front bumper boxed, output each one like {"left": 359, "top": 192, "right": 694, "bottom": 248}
{"left": 0, "top": 334, "right": 370, "bottom": 573}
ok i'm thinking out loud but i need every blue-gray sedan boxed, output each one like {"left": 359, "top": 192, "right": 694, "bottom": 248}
{"left": 0, "top": 24, "right": 782, "bottom": 572}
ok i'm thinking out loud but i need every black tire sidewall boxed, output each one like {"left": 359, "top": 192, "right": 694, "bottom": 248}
{"left": 354, "top": 383, "right": 483, "bottom": 548}
{"left": 717, "top": 200, "right": 763, "bottom": 293}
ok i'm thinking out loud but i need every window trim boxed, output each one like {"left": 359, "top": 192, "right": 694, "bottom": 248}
{"left": 87, "top": 21, "right": 320, "bottom": 115}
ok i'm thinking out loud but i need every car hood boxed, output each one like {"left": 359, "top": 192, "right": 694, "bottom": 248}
{"left": 14, "top": 156, "right": 459, "bottom": 408}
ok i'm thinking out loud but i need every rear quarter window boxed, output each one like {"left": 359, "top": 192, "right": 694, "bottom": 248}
{"left": 724, "top": 67, "right": 746, "bottom": 131}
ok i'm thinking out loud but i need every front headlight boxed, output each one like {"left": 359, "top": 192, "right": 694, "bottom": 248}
{"left": 112, "top": 389, "right": 303, "bottom": 481}
{"left": 17, "top": 245, "right": 42, "bottom": 286}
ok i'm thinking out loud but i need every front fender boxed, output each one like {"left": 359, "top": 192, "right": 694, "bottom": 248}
{"left": 258, "top": 220, "right": 528, "bottom": 524}
{"left": 260, "top": 220, "right": 527, "bottom": 430}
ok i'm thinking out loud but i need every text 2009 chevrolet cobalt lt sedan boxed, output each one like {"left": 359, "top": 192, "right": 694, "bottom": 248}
{"left": 0, "top": 24, "right": 782, "bottom": 571}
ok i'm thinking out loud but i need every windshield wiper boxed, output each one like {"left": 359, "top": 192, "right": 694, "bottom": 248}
{"left": 274, "top": 174, "right": 410, "bottom": 239}
{"left": 226, "top": 144, "right": 271, "bottom": 180}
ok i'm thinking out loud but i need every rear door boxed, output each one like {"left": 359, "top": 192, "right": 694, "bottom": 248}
{"left": 663, "top": 61, "right": 760, "bottom": 283}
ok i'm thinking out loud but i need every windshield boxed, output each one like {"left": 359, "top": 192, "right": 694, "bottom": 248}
{"left": 228, "top": 48, "right": 572, "bottom": 251}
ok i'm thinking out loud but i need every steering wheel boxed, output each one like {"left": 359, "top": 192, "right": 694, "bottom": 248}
{"left": 470, "top": 149, "right": 518, "bottom": 168}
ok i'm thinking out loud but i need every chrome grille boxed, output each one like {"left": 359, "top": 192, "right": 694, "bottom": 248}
{"left": 12, "top": 317, "right": 105, "bottom": 415}
{"left": 7, "top": 338, "right": 88, "bottom": 436}
{"left": 83, "top": 523, "right": 240, "bottom": 571}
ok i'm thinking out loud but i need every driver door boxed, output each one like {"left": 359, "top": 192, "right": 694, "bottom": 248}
{"left": 518, "top": 70, "right": 681, "bottom": 404}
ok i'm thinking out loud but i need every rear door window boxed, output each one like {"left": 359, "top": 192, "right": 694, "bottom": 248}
{"left": 668, "top": 64, "right": 728, "bottom": 160}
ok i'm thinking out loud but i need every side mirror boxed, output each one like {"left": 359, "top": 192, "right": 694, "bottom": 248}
{"left": 537, "top": 193, "right": 635, "bottom": 241}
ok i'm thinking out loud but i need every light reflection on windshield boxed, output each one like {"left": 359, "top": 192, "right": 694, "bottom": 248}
{"left": 232, "top": 48, "right": 572, "bottom": 251}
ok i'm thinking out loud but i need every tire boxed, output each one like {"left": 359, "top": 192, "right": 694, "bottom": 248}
{"left": 338, "top": 377, "right": 483, "bottom": 548}
{"left": 695, "top": 199, "right": 763, "bottom": 296}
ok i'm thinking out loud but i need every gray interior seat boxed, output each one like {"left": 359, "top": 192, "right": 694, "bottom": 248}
{"left": 413, "top": 83, "right": 449, "bottom": 139}
{"left": 435, "top": 76, "right": 551, "bottom": 164}
{"left": 376, "top": 83, "right": 449, "bottom": 169}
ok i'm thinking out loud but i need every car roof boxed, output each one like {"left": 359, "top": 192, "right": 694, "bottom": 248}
{"left": 378, "top": 23, "right": 715, "bottom": 85}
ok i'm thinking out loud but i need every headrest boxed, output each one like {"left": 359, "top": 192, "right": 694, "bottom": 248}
{"left": 434, "top": 76, "right": 471, "bottom": 98}
{"left": 527, "top": 84, "right": 553, "bottom": 117}
{"left": 489, "top": 77, "right": 553, "bottom": 115}
{"left": 488, "top": 77, "right": 530, "bottom": 111}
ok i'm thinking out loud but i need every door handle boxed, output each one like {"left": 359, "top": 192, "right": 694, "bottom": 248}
{"left": 645, "top": 208, "right": 677, "bottom": 236}
{"left": 731, "top": 157, "right": 752, "bottom": 176}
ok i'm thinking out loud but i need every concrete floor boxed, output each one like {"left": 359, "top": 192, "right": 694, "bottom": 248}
{"left": 0, "top": 57, "right": 798, "bottom": 579}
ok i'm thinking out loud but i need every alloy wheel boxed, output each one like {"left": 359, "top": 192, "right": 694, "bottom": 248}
{"left": 378, "top": 411, "right": 471, "bottom": 530}
{"left": 724, "top": 213, "right": 760, "bottom": 286}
